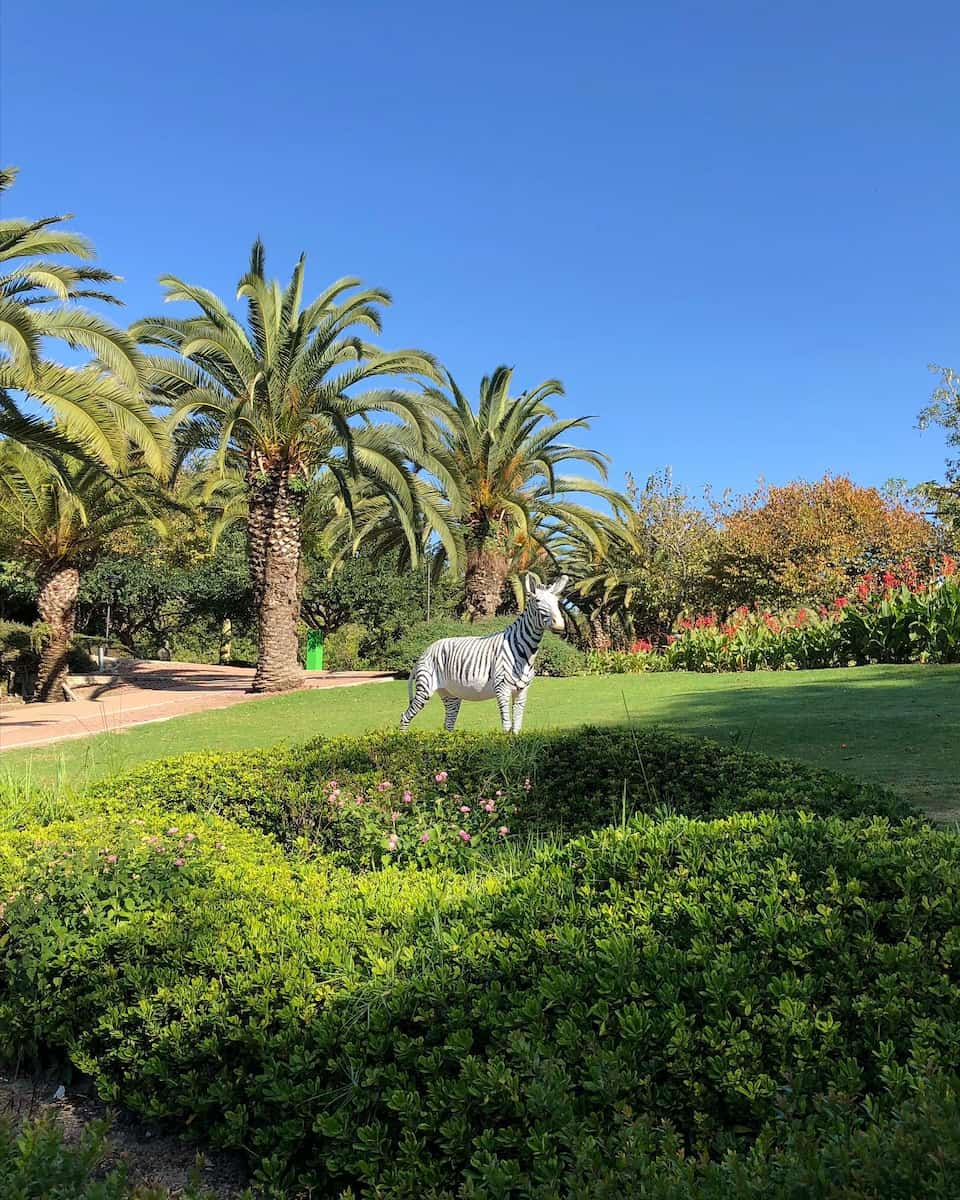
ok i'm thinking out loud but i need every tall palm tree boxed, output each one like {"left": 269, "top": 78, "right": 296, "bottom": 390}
{"left": 0, "top": 444, "right": 170, "bottom": 701}
{"left": 134, "top": 241, "right": 442, "bottom": 692}
{"left": 0, "top": 166, "right": 163, "bottom": 473}
{"left": 421, "top": 366, "right": 624, "bottom": 618}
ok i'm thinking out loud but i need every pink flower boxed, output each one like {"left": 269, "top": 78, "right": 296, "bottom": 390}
{"left": 495, "top": 789, "right": 503, "bottom": 797}
{"left": 458, "top": 830, "right": 472, "bottom": 843}
{"left": 386, "top": 833, "right": 399, "bottom": 852}
{"left": 184, "top": 833, "right": 196, "bottom": 842}
{"left": 326, "top": 780, "right": 339, "bottom": 790}
{"left": 377, "top": 780, "right": 393, "bottom": 792}
{"left": 354, "top": 797, "right": 365, "bottom": 806}
{"left": 434, "top": 771, "right": 448, "bottom": 784}
{"left": 419, "top": 832, "right": 430, "bottom": 844}
{"left": 459, "top": 804, "right": 471, "bottom": 813}
{"left": 329, "top": 789, "right": 341, "bottom": 802}
{"left": 173, "top": 858, "right": 185, "bottom": 868}
{"left": 105, "top": 854, "right": 118, "bottom": 865}
{"left": 391, "top": 811, "right": 402, "bottom": 823}
{"left": 498, "top": 826, "right": 509, "bottom": 837}
{"left": 402, "top": 790, "right": 413, "bottom": 804}
{"left": 167, "top": 827, "right": 179, "bottom": 836}
{"left": 482, "top": 801, "right": 496, "bottom": 814}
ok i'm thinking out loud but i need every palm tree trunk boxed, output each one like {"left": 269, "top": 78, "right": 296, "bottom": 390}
{"left": 35, "top": 563, "right": 80, "bottom": 702}
{"left": 248, "top": 462, "right": 304, "bottom": 693}
{"left": 587, "top": 611, "right": 613, "bottom": 652}
{"left": 464, "top": 540, "right": 510, "bottom": 620}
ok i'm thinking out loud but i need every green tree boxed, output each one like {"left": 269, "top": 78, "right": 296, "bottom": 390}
{"left": 917, "top": 365, "right": 960, "bottom": 543}
{"left": 0, "top": 166, "right": 162, "bottom": 472}
{"left": 420, "top": 365, "right": 621, "bottom": 618}
{"left": 564, "top": 470, "right": 717, "bottom": 646}
{"left": 79, "top": 525, "right": 252, "bottom": 662}
{"left": 0, "top": 445, "right": 169, "bottom": 701}
{"left": 134, "top": 242, "right": 441, "bottom": 692}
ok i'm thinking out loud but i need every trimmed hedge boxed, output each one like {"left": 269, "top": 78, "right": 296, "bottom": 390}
{"left": 90, "top": 727, "right": 915, "bottom": 858}
{"left": 1, "top": 808, "right": 959, "bottom": 1197}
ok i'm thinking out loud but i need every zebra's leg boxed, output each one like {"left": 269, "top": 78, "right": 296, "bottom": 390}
{"left": 441, "top": 693, "right": 462, "bottom": 731}
{"left": 400, "top": 676, "right": 433, "bottom": 729}
{"left": 511, "top": 687, "right": 528, "bottom": 734}
{"left": 494, "top": 681, "right": 513, "bottom": 732}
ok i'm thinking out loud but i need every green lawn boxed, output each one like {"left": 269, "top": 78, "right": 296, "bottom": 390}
{"left": 4, "top": 664, "right": 958, "bottom": 821}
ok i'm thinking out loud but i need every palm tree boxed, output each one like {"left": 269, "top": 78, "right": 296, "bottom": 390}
{"left": 0, "top": 166, "right": 163, "bottom": 473}
{"left": 134, "top": 241, "right": 442, "bottom": 692}
{"left": 0, "top": 444, "right": 170, "bottom": 701}
{"left": 421, "top": 366, "right": 624, "bottom": 618}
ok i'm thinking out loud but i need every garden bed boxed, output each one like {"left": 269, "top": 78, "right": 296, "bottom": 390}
{"left": 1, "top": 727, "right": 958, "bottom": 1197}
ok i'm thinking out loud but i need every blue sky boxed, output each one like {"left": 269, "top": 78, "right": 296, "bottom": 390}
{"left": 3, "top": 0, "right": 959, "bottom": 502}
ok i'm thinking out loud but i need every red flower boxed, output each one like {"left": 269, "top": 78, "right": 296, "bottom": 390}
{"left": 818, "top": 605, "right": 829, "bottom": 618}
{"left": 944, "top": 554, "right": 957, "bottom": 577}
{"left": 678, "top": 617, "right": 693, "bottom": 631}
{"left": 666, "top": 634, "right": 677, "bottom": 644}
{"left": 834, "top": 596, "right": 849, "bottom": 609}
{"left": 735, "top": 605, "right": 750, "bottom": 618}
{"left": 856, "top": 581, "right": 870, "bottom": 602}
{"left": 763, "top": 615, "right": 781, "bottom": 633}
{"left": 721, "top": 623, "right": 737, "bottom": 637}
{"left": 882, "top": 571, "right": 897, "bottom": 589}
{"left": 630, "top": 638, "right": 653, "bottom": 654}
{"left": 795, "top": 608, "right": 808, "bottom": 625}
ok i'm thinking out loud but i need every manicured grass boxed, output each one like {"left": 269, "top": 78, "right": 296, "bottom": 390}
{"left": 3, "top": 664, "right": 958, "bottom": 821}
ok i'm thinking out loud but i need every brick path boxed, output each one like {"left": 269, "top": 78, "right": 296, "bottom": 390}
{"left": 0, "top": 661, "right": 396, "bottom": 751}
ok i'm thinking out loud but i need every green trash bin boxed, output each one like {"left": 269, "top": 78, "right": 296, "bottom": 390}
{"left": 306, "top": 629, "right": 325, "bottom": 671}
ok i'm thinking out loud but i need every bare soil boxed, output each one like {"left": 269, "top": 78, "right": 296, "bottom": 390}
{"left": 0, "top": 1071, "right": 252, "bottom": 1197}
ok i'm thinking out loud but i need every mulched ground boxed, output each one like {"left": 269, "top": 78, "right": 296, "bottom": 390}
{"left": 1, "top": 1071, "right": 252, "bottom": 1197}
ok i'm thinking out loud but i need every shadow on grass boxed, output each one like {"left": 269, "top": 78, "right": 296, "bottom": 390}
{"left": 616, "top": 669, "right": 960, "bottom": 823}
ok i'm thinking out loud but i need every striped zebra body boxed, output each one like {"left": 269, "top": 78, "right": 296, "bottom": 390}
{"left": 400, "top": 574, "right": 569, "bottom": 733}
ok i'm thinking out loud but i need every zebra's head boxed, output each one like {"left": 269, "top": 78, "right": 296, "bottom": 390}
{"left": 523, "top": 573, "right": 569, "bottom": 634}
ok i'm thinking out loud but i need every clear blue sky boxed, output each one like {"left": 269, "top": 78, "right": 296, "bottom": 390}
{"left": 3, "top": 0, "right": 958, "bottom": 502}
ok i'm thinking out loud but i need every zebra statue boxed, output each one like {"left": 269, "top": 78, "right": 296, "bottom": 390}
{"left": 400, "top": 573, "right": 569, "bottom": 734}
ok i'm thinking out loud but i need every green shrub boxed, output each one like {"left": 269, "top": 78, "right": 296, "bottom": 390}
{"left": 531, "top": 631, "right": 586, "bottom": 676}
{"left": 322, "top": 622, "right": 368, "bottom": 671}
{"left": 92, "top": 728, "right": 913, "bottom": 865}
{"left": 0, "top": 1114, "right": 216, "bottom": 1199}
{"left": 1, "top": 810, "right": 959, "bottom": 1197}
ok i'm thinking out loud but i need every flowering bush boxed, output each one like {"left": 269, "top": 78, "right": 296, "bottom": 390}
{"left": 588, "top": 557, "right": 960, "bottom": 674}
{"left": 295, "top": 771, "right": 517, "bottom": 869}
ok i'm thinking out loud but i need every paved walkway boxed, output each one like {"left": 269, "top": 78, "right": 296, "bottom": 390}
{"left": 0, "top": 661, "right": 397, "bottom": 751}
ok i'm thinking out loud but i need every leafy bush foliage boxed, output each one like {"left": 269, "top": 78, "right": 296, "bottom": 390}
{"left": 378, "top": 615, "right": 585, "bottom": 676}
{"left": 0, "top": 806, "right": 958, "bottom": 1197}
{"left": 320, "top": 621, "right": 368, "bottom": 671}
{"left": 91, "top": 727, "right": 914, "bottom": 868}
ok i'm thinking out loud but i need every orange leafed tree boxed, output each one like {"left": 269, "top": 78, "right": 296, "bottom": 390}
{"left": 707, "top": 474, "right": 941, "bottom": 609}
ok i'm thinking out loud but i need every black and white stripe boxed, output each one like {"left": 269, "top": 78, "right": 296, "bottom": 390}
{"left": 400, "top": 574, "right": 569, "bottom": 733}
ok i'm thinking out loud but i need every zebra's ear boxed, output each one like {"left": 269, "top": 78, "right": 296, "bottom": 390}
{"left": 523, "top": 572, "right": 538, "bottom": 596}
{"left": 550, "top": 575, "right": 570, "bottom": 596}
